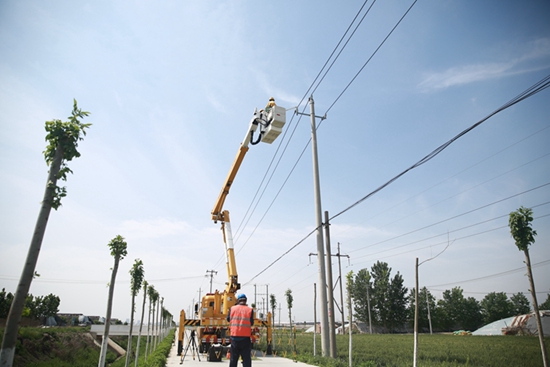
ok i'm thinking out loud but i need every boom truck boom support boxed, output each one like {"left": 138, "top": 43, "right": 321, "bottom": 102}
{"left": 178, "top": 100, "right": 286, "bottom": 359}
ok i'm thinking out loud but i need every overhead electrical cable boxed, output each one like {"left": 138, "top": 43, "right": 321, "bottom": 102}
{"left": 349, "top": 183, "right": 550, "bottom": 253}
{"left": 328, "top": 73, "right": 550, "bottom": 222}
{"left": 237, "top": 0, "right": 420, "bottom": 252}
{"left": 324, "top": 0, "right": 418, "bottom": 115}
{"left": 332, "top": 128, "right": 550, "bottom": 238}
{"left": 245, "top": 75, "right": 550, "bottom": 284}
{"left": 353, "top": 212, "right": 550, "bottom": 263}
{"left": 310, "top": 0, "right": 378, "bottom": 96}
{"left": 426, "top": 259, "right": 550, "bottom": 288}
{"left": 296, "top": 0, "right": 373, "bottom": 110}
{"left": 233, "top": 0, "right": 374, "bottom": 244}
{"left": 0, "top": 274, "right": 205, "bottom": 284}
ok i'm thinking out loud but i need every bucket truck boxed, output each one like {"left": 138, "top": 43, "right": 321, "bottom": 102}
{"left": 178, "top": 100, "right": 286, "bottom": 358}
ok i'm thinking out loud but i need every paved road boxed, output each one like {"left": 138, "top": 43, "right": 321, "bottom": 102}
{"left": 165, "top": 330, "right": 314, "bottom": 367}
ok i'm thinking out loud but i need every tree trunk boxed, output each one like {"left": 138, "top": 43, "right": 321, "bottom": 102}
{"left": 98, "top": 255, "right": 121, "bottom": 367}
{"left": 125, "top": 295, "right": 136, "bottom": 367}
{"left": 154, "top": 298, "right": 160, "bottom": 349}
{"left": 524, "top": 249, "right": 548, "bottom": 367}
{"left": 134, "top": 289, "right": 147, "bottom": 367}
{"left": 0, "top": 145, "right": 63, "bottom": 367}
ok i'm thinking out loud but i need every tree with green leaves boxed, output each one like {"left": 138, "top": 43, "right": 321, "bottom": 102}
{"left": 270, "top": 293, "right": 277, "bottom": 326}
{"left": 350, "top": 268, "right": 372, "bottom": 327}
{"left": 509, "top": 206, "right": 547, "bottom": 367}
{"left": 285, "top": 289, "right": 293, "bottom": 328}
{"left": 155, "top": 296, "right": 163, "bottom": 349}
{"left": 370, "top": 261, "right": 391, "bottom": 328}
{"left": 408, "top": 287, "right": 436, "bottom": 332}
{"left": 369, "top": 261, "right": 408, "bottom": 332}
{"left": 145, "top": 285, "right": 158, "bottom": 360}
{"left": 510, "top": 292, "right": 531, "bottom": 315}
{"left": 134, "top": 280, "right": 148, "bottom": 367}
{"left": 481, "top": 292, "right": 513, "bottom": 324}
{"left": 436, "top": 287, "right": 483, "bottom": 331}
{"left": 24, "top": 293, "right": 60, "bottom": 321}
{"left": 387, "top": 271, "right": 408, "bottom": 332}
{"left": 0, "top": 289, "right": 14, "bottom": 319}
{"left": 461, "top": 296, "right": 483, "bottom": 331}
{"left": 539, "top": 294, "right": 550, "bottom": 311}
{"left": 98, "top": 235, "right": 128, "bottom": 367}
{"left": 125, "top": 259, "right": 144, "bottom": 367}
{"left": 0, "top": 101, "right": 90, "bottom": 367}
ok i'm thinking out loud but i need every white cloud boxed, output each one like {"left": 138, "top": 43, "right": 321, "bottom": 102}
{"left": 418, "top": 38, "right": 550, "bottom": 92}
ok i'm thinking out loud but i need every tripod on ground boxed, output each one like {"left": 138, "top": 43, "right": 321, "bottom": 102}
{"left": 180, "top": 329, "right": 201, "bottom": 364}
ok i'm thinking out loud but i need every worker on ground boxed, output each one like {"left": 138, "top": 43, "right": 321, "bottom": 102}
{"left": 227, "top": 293, "right": 254, "bottom": 367}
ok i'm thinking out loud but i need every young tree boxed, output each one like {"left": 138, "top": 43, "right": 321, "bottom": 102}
{"left": 0, "top": 101, "right": 90, "bottom": 367}
{"left": 481, "top": 292, "right": 513, "bottom": 324}
{"left": 270, "top": 294, "right": 277, "bottom": 326}
{"left": 125, "top": 259, "right": 144, "bottom": 367}
{"left": 145, "top": 286, "right": 158, "bottom": 359}
{"left": 134, "top": 280, "right": 148, "bottom": 367}
{"left": 509, "top": 206, "right": 547, "bottom": 367}
{"left": 98, "top": 235, "right": 128, "bottom": 367}
{"left": 285, "top": 289, "right": 293, "bottom": 328}
{"left": 155, "top": 296, "right": 163, "bottom": 349}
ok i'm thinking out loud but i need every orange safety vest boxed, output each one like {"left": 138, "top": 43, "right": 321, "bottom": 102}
{"left": 229, "top": 305, "right": 253, "bottom": 337}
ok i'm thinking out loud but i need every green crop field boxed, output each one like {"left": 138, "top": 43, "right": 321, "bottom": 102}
{"left": 259, "top": 330, "right": 550, "bottom": 367}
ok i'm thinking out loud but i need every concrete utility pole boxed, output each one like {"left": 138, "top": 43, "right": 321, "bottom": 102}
{"left": 300, "top": 96, "right": 330, "bottom": 356}
{"left": 265, "top": 284, "right": 269, "bottom": 320}
{"left": 313, "top": 283, "right": 317, "bottom": 357}
{"left": 324, "top": 211, "right": 337, "bottom": 357}
{"left": 336, "top": 242, "right": 349, "bottom": 334}
{"left": 205, "top": 270, "right": 217, "bottom": 293}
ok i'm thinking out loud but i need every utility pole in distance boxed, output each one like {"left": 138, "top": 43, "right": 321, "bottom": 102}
{"left": 324, "top": 211, "right": 337, "bottom": 357}
{"left": 205, "top": 270, "right": 217, "bottom": 293}
{"left": 336, "top": 242, "right": 350, "bottom": 334}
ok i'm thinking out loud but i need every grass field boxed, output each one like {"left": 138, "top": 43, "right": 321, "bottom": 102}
{"left": 262, "top": 330, "right": 550, "bottom": 367}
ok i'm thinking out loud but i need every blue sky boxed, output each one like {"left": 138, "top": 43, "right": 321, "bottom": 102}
{"left": 1, "top": 1, "right": 549, "bottom": 324}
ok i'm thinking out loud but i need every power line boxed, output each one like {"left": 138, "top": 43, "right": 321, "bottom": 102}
{"left": 244, "top": 71, "right": 550, "bottom": 283}
{"left": 333, "top": 141, "right": 550, "bottom": 240}
{"left": 233, "top": 0, "right": 376, "bottom": 247}
{"left": 0, "top": 275, "right": 205, "bottom": 285}
{"left": 329, "top": 74, "right": 550, "bottom": 222}
{"left": 349, "top": 184, "right": 550, "bottom": 253}
{"left": 426, "top": 259, "right": 550, "bottom": 288}
{"left": 352, "top": 212, "right": 550, "bottom": 265}
{"left": 310, "top": 0, "right": 379, "bottom": 97}
{"left": 324, "top": 0, "right": 418, "bottom": 115}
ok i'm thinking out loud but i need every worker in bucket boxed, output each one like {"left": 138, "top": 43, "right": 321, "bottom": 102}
{"left": 227, "top": 293, "right": 254, "bottom": 367}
